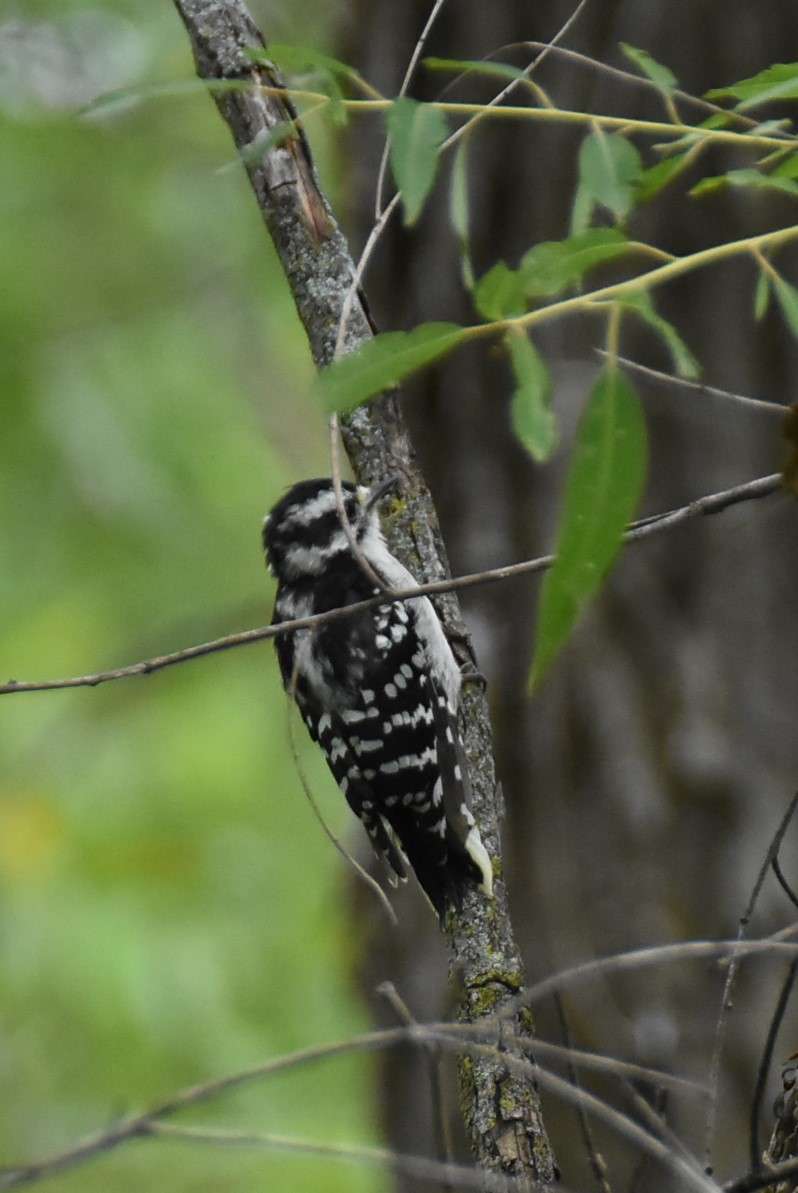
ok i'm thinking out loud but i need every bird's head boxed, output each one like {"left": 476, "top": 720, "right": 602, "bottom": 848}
{"left": 262, "top": 476, "right": 397, "bottom": 580}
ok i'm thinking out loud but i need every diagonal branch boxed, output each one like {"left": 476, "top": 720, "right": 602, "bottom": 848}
{"left": 169, "top": 0, "right": 554, "bottom": 1183}
{"left": 1, "top": 472, "right": 783, "bottom": 696}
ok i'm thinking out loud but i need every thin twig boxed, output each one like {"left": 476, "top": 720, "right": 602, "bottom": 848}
{"left": 1, "top": 939, "right": 779, "bottom": 1193}
{"left": 421, "top": 1036, "right": 719, "bottom": 1193}
{"left": 265, "top": 90, "right": 794, "bottom": 152}
{"left": 625, "top": 1083, "right": 704, "bottom": 1177}
{"left": 0, "top": 1014, "right": 698, "bottom": 1193}
{"left": 554, "top": 991, "right": 612, "bottom": 1193}
{"left": 0, "top": 473, "right": 782, "bottom": 696}
{"left": 374, "top": 0, "right": 448, "bottom": 218}
{"left": 595, "top": 350, "right": 786, "bottom": 416}
{"left": 519, "top": 939, "right": 798, "bottom": 1013}
{"left": 285, "top": 661, "right": 397, "bottom": 927}
{"left": 704, "top": 792, "right": 798, "bottom": 1174}
{"left": 773, "top": 857, "right": 798, "bottom": 911}
{"left": 334, "top": 0, "right": 593, "bottom": 359}
{"left": 495, "top": 1033, "right": 704, "bottom": 1096}
{"left": 749, "top": 959, "right": 798, "bottom": 1173}
{"left": 328, "top": 413, "right": 391, "bottom": 592}
{"left": 147, "top": 1121, "right": 513, "bottom": 1192}
{"left": 378, "top": 981, "right": 455, "bottom": 1189}
{"left": 516, "top": 42, "right": 770, "bottom": 134}
{"left": 726, "top": 1154, "right": 798, "bottom": 1192}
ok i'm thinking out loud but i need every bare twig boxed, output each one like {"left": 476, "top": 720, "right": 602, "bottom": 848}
{"left": 168, "top": 1033, "right": 720, "bottom": 1193}
{"left": 147, "top": 1061, "right": 721, "bottom": 1193}
{"left": 517, "top": 41, "right": 771, "bottom": 134}
{"left": 519, "top": 939, "right": 798, "bottom": 1012}
{"left": 378, "top": 981, "right": 455, "bottom": 1188}
{"left": 147, "top": 1121, "right": 514, "bottom": 1192}
{"left": 704, "top": 793, "right": 798, "bottom": 1173}
{"left": 726, "top": 1155, "right": 798, "bottom": 1192}
{"left": 749, "top": 959, "right": 798, "bottom": 1173}
{"left": 554, "top": 991, "right": 612, "bottom": 1193}
{"left": 418, "top": 1035, "right": 719, "bottom": 1193}
{"left": 595, "top": 350, "right": 786, "bottom": 416}
{"left": 625, "top": 1083, "right": 705, "bottom": 1178}
{"left": 328, "top": 413, "right": 392, "bottom": 592}
{"left": 0, "top": 1026, "right": 410, "bottom": 1190}
{"left": 286, "top": 662, "right": 397, "bottom": 927}
{"left": 0, "top": 1016, "right": 691, "bottom": 1193}
{"left": 334, "top": 0, "right": 593, "bottom": 358}
{"left": 9, "top": 930, "right": 787, "bottom": 1193}
{"left": 0, "top": 994, "right": 708, "bottom": 1193}
{"left": 373, "top": 0, "right": 448, "bottom": 218}
{"left": 1, "top": 473, "right": 782, "bottom": 696}
{"left": 494, "top": 1033, "right": 704, "bottom": 1097}
{"left": 773, "top": 858, "right": 798, "bottom": 912}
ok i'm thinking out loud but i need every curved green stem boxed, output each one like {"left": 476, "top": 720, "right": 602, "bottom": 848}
{"left": 261, "top": 87, "right": 794, "bottom": 152}
{"left": 471, "top": 222, "right": 798, "bottom": 338}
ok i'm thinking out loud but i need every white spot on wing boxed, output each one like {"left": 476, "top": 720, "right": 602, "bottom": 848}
{"left": 357, "top": 738, "right": 383, "bottom": 754}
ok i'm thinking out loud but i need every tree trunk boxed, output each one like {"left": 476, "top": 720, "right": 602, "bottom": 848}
{"left": 173, "top": 1, "right": 557, "bottom": 1187}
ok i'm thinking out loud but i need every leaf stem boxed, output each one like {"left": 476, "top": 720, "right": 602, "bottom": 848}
{"left": 485, "top": 222, "right": 798, "bottom": 338}
{"left": 255, "top": 87, "right": 794, "bottom": 151}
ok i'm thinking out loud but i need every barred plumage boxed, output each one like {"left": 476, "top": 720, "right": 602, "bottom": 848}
{"left": 263, "top": 477, "right": 493, "bottom": 919}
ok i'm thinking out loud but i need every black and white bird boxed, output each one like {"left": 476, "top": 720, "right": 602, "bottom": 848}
{"left": 263, "top": 477, "right": 493, "bottom": 920}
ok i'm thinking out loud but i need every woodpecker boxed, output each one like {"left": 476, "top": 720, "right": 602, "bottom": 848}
{"left": 263, "top": 477, "right": 493, "bottom": 919}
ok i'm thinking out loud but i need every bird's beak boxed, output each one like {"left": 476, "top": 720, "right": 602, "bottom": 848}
{"left": 364, "top": 474, "right": 400, "bottom": 513}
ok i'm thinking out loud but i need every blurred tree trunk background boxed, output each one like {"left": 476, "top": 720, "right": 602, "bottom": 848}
{"left": 335, "top": 2, "right": 798, "bottom": 1187}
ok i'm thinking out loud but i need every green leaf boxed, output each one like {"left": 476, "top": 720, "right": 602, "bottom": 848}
{"left": 423, "top": 57, "right": 526, "bottom": 84}
{"left": 450, "top": 139, "right": 474, "bottom": 290}
{"left": 751, "top": 118, "right": 794, "bottom": 136}
{"left": 216, "top": 119, "right": 298, "bottom": 174}
{"left": 81, "top": 78, "right": 248, "bottom": 119}
{"left": 577, "top": 131, "right": 643, "bottom": 223}
{"left": 506, "top": 332, "right": 557, "bottom": 463}
{"left": 255, "top": 43, "right": 358, "bottom": 124}
{"left": 519, "top": 229, "right": 630, "bottom": 299}
{"left": 706, "top": 62, "right": 798, "bottom": 111}
{"left": 773, "top": 153, "right": 798, "bottom": 179}
{"left": 449, "top": 140, "right": 469, "bottom": 240}
{"left": 656, "top": 111, "right": 732, "bottom": 154}
{"left": 619, "top": 43, "right": 678, "bottom": 92}
{"left": 686, "top": 175, "right": 725, "bottom": 199}
{"left": 257, "top": 43, "right": 362, "bottom": 84}
{"left": 754, "top": 270, "right": 771, "bottom": 321}
{"left": 531, "top": 368, "right": 647, "bottom": 687}
{"left": 474, "top": 262, "right": 526, "bottom": 321}
{"left": 773, "top": 276, "right": 798, "bottom": 340}
{"left": 619, "top": 291, "right": 700, "bottom": 378}
{"left": 569, "top": 180, "right": 594, "bottom": 235}
{"left": 690, "top": 167, "right": 798, "bottom": 199}
{"left": 387, "top": 97, "right": 448, "bottom": 226}
{"left": 636, "top": 153, "right": 691, "bottom": 203}
{"left": 312, "top": 323, "right": 466, "bottom": 411}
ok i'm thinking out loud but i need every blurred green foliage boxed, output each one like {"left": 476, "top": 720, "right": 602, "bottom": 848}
{"left": 0, "top": 2, "right": 383, "bottom": 1189}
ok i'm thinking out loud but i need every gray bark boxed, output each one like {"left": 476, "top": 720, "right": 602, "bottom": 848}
{"left": 172, "top": 0, "right": 557, "bottom": 1186}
